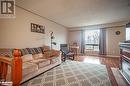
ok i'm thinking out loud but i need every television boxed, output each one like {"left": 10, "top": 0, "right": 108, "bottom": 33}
{"left": 126, "top": 23, "right": 130, "bottom": 41}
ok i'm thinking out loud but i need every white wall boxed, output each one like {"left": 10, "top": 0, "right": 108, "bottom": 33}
{"left": 68, "top": 22, "right": 127, "bottom": 56}
{"left": 0, "top": 7, "right": 68, "bottom": 50}
{"left": 68, "top": 30, "right": 81, "bottom": 53}
{"left": 106, "top": 26, "right": 125, "bottom": 56}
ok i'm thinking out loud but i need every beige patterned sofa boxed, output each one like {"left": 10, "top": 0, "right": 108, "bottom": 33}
{"left": 0, "top": 46, "right": 61, "bottom": 83}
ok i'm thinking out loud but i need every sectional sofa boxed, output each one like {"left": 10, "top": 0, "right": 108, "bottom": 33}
{"left": 0, "top": 46, "right": 61, "bottom": 84}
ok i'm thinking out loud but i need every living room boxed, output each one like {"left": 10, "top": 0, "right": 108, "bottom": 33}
{"left": 0, "top": 0, "right": 130, "bottom": 86}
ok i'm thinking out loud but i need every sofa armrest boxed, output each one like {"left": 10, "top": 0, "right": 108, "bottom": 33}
{"left": 0, "top": 49, "right": 22, "bottom": 86}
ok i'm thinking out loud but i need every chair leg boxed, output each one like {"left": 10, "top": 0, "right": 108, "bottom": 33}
{"left": 64, "top": 56, "right": 67, "bottom": 61}
{"left": 72, "top": 55, "right": 75, "bottom": 60}
{"left": 68, "top": 55, "right": 74, "bottom": 60}
{"left": 64, "top": 58, "right": 66, "bottom": 61}
{"left": 62, "top": 56, "right": 66, "bottom": 62}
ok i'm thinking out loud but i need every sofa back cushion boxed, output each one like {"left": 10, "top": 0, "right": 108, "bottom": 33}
{"left": 32, "top": 53, "right": 45, "bottom": 60}
{"left": 0, "top": 48, "right": 13, "bottom": 57}
{"left": 21, "top": 54, "right": 33, "bottom": 62}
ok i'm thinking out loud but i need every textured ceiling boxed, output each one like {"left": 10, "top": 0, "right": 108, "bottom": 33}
{"left": 16, "top": 0, "right": 130, "bottom": 27}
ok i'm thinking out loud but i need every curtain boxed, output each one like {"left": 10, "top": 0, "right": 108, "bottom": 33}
{"left": 99, "top": 28, "right": 106, "bottom": 55}
{"left": 81, "top": 30, "right": 85, "bottom": 54}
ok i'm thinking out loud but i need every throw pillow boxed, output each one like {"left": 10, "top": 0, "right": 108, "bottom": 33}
{"left": 0, "top": 48, "right": 13, "bottom": 57}
{"left": 44, "top": 50, "right": 60, "bottom": 58}
{"left": 42, "top": 46, "right": 50, "bottom": 52}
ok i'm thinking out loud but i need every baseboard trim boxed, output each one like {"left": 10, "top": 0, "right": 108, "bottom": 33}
{"left": 106, "top": 55, "right": 120, "bottom": 58}
{"left": 97, "top": 54, "right": 120, "bottom": 58}
{"left": 80, "top": 53, "right": 120, "bottom": 58}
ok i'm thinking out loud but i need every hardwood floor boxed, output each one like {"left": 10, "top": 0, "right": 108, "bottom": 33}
{"left": 74, "top": 55, "right": 128, "bottom": 86}
{"left": 75, "top": 55, "right": 119, "bottom": 67}
{"left": 99, "top": 56, "right": 119, "bottom": 68}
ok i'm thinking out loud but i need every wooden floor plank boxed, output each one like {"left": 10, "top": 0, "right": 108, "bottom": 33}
{"left": 74, "top": 55, "right": 122, "bottom": 86}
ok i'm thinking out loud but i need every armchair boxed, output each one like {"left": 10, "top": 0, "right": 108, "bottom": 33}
{"left": 60, "top": 44, "right": 75, "bottom": 61}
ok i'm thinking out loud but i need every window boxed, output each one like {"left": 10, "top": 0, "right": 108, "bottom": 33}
{"left": 126, "top": 27, "right": 130, "bottom": 40}
{"left": 85, "top": 29, "right": 100, "bottom": 51}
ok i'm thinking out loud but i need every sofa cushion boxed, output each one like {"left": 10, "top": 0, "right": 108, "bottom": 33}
{"left": 38, "top": 53, "right": 44, "bottom": 58}
{"left": 38, "top": 60, "right": 50, "bottom": 68}
{"left": 32, "top": 54, "right": 39, "bottom": 60}
{"left": 21, "top": 54, "right": 33, "bottom": 62}
{"left": 30, "top": 59, "right": 45, "bottom": 64}
{"left": 0, "top": 48, "right": 13, "bottom": 57}
{"left": 31, "top": 59, "right": 50, "bottom": 68}
{"left": 51, "top": 57, "right": 61, "bottom": 64}
{"left": 23, "top": 62, "right": 38, "bottom": 76}
{"left": 33, "top": 53, "right": 45, "bottom": 60}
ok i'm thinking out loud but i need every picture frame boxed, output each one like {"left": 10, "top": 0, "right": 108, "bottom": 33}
{"left": 31, "top": 23, "right": 45, "bottom": 34}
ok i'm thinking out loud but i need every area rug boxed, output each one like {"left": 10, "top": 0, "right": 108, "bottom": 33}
{"left": 111, "top": 68, "right": 128, "bottom": 86}
{"left": 21, "top": 61, "right": 111, "bottom": 86}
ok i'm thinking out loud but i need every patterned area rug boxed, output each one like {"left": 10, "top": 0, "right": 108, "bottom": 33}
{"left": 21, "top": 61, "right": 111, "bottom": 86}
